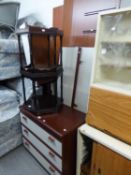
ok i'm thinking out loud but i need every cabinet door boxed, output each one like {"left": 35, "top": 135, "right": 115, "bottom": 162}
{"left": 63, "top": 0, "right": 119, "bottom": 47}
{"left": 53, "top": 5, "right": 63, "bottom": 30}
{"left": 90, "top": 142, "right": 131, "bottom": 175}
{"left": 72, "top": 0, "right": 116, "bottom": 34}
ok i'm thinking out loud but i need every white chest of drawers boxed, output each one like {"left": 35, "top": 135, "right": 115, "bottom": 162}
{"left": 20, "top": 105, "right": 85, "bottom": 175}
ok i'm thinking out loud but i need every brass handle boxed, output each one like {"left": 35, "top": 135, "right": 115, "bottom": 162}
{"left": 22, "top": 116, "right": 27, "bottom": 122}
{"left": 24, "top": 141, "right": 30, "bottom": 147}
{"left": 23, "top": 129, "right": 29, "bottom": 135}
{"left": 48, "top": 136, "right": 55, "bottom": 143}
{"left": 49, "top": 166, "right": 55, "bottom": 173}
{"left": 49, "top": 151, "right": 55, "bottom": 158}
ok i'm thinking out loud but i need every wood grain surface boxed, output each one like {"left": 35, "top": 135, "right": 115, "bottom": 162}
{"left": 90, "top": 142, "right": 131, "bottom": 175}
{"left": 86, "top": 87, "right": 131, "bottom": 144}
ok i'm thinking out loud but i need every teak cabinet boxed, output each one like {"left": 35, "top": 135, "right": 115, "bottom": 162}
{"left": 76, "top": 124, "right": 131, "bottom": 175}
{"left": 20, "top": 105, "right": 85, "bottom": 175}
{"left": 90, "top": 142, "right": 131, "bottom": 175}
{"left": 86, "top": 8, "right": 131, "bottom": 144}
{"left": 54, "top": 0, "right": 119, "bottom": 46}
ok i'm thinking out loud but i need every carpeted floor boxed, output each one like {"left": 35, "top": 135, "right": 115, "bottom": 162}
{"left": 0, "top": 145, "right": 48, "bottom": 175}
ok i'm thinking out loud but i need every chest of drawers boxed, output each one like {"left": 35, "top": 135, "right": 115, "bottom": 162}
{"left": 20, "top": 105, "right": 85, "bottom": 175}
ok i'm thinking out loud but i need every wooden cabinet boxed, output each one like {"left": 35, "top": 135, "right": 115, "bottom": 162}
{"left": 61, "top": 0, "right": 119, "bottom": 47}
{"left": 20, "top": 105, "right": 85, "bottom": 175}
{"left": 90, "top": 142, "right": 131, "bottom": 175}
{"left": 86, "top": 87, "right": 131, "bottom": 144}
{"left": 77, "top": 124, "right": 131, "bottom": 175}
{"left": 86, "top": 8, "right": 131, "bottom": 144}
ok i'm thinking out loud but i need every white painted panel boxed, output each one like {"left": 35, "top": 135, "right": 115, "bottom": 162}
{"left": 62, "top": 47, "right": 78, "bottom": 107}
{"left": 79, "top": 124, "right": 131, "bottom": 160}
{"left": 21, "top": 113, "right": 62, "bottom": 156}
{"left": 23, "top": 138, "right": 61, "bottom": 175}
{"left": 74, "top": 47, "right": 94, "bottom": 113}
{"left": 120, "top": 0, "right": 131, "bottom": 7}
{"left": 22, "top": 126, "right": 62, "bottom": 171}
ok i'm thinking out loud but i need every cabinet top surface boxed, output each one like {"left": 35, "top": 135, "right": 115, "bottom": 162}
{"left": 79, "top": 124, "right": 131, "bottom": 160}
{"left": 21, "top": 105, "right": 85, "bottom": 139}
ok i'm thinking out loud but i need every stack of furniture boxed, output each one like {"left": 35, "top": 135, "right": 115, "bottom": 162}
{"left": 18, "top": 26, "right": 85, "bottom": 175}
{"left": 17, "top": 26, "right": 63, "bottom": 115}
{"left": 77, "top": 8, "right": 131, "bottom": 175}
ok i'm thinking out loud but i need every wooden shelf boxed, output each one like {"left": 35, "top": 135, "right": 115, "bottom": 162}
{"left": 91, "top": 82, "right": 131, "bottom": 96}
{"left": 79, "top": 124, "right": 131, "bottom": 160}
{"left": 100, "top": 39, "right": 131, "bottom": 43}
{"left": 93, "top": 8, "right": 131, "bottom": 91}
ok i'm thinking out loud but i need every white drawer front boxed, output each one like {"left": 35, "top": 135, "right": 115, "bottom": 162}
{"left": 23, "top": 138, "right": 61, "bottom": 175}
{"left": 22, "top": 126, "right": 62, "bottom": 171}
{"left": 21, "top": 113, "right": 62, "bottom": 156}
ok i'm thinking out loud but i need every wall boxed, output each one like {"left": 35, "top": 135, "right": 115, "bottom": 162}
{"left": 62, "top": 47, "right": 94, "bottom": 113}
{"left": 120, "top": 0, "right": 131, "bottom": 7}
{"left": 10, "top": 0, "right": 64, "bottom": 27}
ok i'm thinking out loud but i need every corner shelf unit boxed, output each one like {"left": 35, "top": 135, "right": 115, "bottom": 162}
{"left": 17, "top": 26, "right": 63, "bottom": 115}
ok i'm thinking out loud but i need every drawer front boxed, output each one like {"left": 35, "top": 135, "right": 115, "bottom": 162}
{"left": 23, "top": 138, "right": 61, "bottom": 175}
{"left": 22, "top": 126, "right": 62, "bottom": 171}
{"left": 86, "top": 87, "right": 131, "bottom": 144}
{"left": 21, "top": 113, "right": 62, "bottom": 156}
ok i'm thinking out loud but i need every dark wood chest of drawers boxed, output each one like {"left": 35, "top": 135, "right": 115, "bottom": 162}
{"left": 20, "top": 105, "right": 85, "bottom": 175}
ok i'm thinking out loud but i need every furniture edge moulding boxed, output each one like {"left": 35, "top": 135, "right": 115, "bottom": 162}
{"left": 79, "top": 124, "right": 131, "bottom": 161}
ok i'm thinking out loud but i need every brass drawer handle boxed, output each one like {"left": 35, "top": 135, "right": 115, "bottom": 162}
{"left": 48, "top": 136, "right": 55, "bottom": 143}
{"left": 49, "top": 151, "right": 55, "bottom": 158}
{"left": 24, "top": 141, "right": 30, "bottom": 147}
{"left": 22, "top": 116, "right": 28, "bottom": 122}
{"left": 49, "top": 166, "right": 56, "bottom": 173}
{"left": 23, "top": 129, "right": 29, "bottom": 135}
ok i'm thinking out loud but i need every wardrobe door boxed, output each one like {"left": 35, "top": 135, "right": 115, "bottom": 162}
{"left": 63, "top": 0, "right": 119, "bottom": 46}
{"left": 90, "top": 142, "right": 131, "bottom": 175}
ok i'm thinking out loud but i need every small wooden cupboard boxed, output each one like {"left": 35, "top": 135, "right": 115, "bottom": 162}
{"left": 90, "top": 142, "right": 131, "bottom": 175}
{"left": 53, "top": 0, "right": 119, "bottom": 47}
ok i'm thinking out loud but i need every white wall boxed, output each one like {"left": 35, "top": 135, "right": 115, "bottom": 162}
{"left": 10, "top": 0, "right": 64, "bottom": 27}
{"left": 62, "top": 47, "right": 94, "bottom": 113}
{"left": 120, "top": 0, "right": 131, "bottom": 7}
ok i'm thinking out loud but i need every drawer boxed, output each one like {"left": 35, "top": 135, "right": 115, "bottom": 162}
{"left": 86, "top": 87, "right": 131, "bottom": 144}
{"left": 22, "top": 126, "right": 62, "bottom": 171}
{"left": 23, "top": 138, "right": 61, "bottom": 175}
{"left": 21, "top": 113, "right": 62, "bottom": 156}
